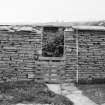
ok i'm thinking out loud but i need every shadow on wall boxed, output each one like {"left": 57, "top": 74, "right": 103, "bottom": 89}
{"left": 75, "top": 76, "right": 105, "bottom": 85}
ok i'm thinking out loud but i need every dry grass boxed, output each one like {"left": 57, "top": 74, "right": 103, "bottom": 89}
{"left": 0, "top": 80, "right": 73, "bottom": 105}
{"left": 77, "top": 84, "right": 105, "bottom": 105}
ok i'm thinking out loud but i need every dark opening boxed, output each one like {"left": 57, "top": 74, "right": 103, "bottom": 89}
{"left": 44, "top": 26, "right": 59, "bottom": 32}
{"left": 42, "top": 26, "right": 64, "bottom": 57}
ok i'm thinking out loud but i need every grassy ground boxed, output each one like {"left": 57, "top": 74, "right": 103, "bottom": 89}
{"left": 77, "top": 84, "right": 105, "bottom": 105}
{"left": 0, "top": 80, "right": 73, "bottom": 105}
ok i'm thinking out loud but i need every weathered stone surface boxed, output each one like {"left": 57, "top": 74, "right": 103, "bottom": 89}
{"left": 0, "top": 26, "right": 42, "bottom": 81}
{"left": 78, "top": 30, "right": 105, "bottom": 80}
{"left": 0, "top": 25, "right": 105, "bottom": 83}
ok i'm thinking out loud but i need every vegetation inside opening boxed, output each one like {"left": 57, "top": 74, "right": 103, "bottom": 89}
{"left": 42, "top": 26, "right": 64, "bottom": 57}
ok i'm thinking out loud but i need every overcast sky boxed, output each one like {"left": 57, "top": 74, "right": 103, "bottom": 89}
{"left": 0, "top": 0, "right": 105, "bottom": 24}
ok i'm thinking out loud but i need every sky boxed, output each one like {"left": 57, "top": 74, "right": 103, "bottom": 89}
{"left": 0, "top": 0, "right": 105, "bottom": 24}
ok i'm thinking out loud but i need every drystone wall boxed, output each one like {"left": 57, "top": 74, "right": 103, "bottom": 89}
{"left": 0, "top": 26, "right": 66, "bottom": 83}
{"left": 1, "top": 26, "right": 105, "bottom": 83}
{"left": 78, "top": 30, "right": 105, "bottom": 80}
{"left": 64, "top": 29, "right": 77, "bottom": 82}
{"left": 0, "top": 26, "right": 43, "bottom": 82}
{"left": 0, "top": 26, "right": 78, "bottom": 83}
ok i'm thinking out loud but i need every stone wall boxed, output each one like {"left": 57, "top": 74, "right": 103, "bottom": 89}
{"left": 0, "top": 26, "right": 66, "bottom": 83}
{"left": 0, "top": 26, "right": 105, "bottom": 83}
{"left": 0, "top": 26, "right": 42, "bottom": 82}
{"left": 64, "top": 28, "right": 105, "bottom": 82}
{"left": 64, "top": 28, "right": 77, "bottom": 82}
{"left": 78, "top": 30, "right": 105, "bottom": 80}
{"left": 38, "top": 58, "right": 65, "bottom": 82}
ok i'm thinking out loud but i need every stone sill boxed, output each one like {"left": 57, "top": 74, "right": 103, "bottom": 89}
{"left": 39, "top": 56, "right": 65, "bottom": 61}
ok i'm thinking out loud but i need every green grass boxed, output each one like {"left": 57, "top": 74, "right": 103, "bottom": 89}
{"left": 0, "top": 80, "right": 73, "bottom": 105}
